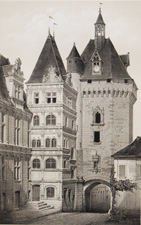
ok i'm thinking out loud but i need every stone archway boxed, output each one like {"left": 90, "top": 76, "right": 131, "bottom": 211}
{"left": 84, "top": 180, "right": 112, "bottom": 213}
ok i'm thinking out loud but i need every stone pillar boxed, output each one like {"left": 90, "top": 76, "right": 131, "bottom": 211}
{"left": 74, "top": 178, "right": 84, "bottom": 211}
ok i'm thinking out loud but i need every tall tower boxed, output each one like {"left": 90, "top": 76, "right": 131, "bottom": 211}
{"left": 77, "top": 9, "right": 137, "bottom": 212}
{"left": 26, "top": 34, "right": 77, "bottom": 210}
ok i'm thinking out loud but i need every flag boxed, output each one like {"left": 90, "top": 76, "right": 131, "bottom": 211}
{"left": 49, "top": 16, "right": 54, "bottom": 19}
{"left": 54, "top": 23, "right": 57, "bottom": 25}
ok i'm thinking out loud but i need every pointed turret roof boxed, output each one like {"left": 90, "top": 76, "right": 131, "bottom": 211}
{"left": 67, "top": 43, "right": 81, "bottom": 59}
{"left": 95, "top": 9, "right": 105, "bottom": 25}
{"left": 27, "top": 34, "right": 66, "bottom": 83}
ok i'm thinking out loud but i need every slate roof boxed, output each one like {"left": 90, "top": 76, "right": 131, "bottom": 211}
{"left": 112, "top": 137, "right": 141, "bottom": 158}
{"left": 0, "top": 54, "right": 12, "bottom": 104}
{"left": 67, "top": 44, "right": 81, "bottom": 59}
{"left": 95, "top": 11, "right": 105, "bottom": 25}
{"left": 27, "top": 34, "right": 66, "bottom": 83}
{"left": 81, "top": 38, "right": 132, "bottom": 80}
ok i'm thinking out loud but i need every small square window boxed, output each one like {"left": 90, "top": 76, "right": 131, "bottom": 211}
{"left": 88, "top": 80, "right": 92, "bottom": 83}
{"left": 107, "top": 79, "right": 111, "bottom": 83}
{"left": 124, "top": 79, "right": 128, "bottom": 83}
{"left": 94, "top": 131, "right": 100, "bottom": 142}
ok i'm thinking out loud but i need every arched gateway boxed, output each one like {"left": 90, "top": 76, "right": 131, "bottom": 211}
{"left": 84, "top": 180, "right": 112, "bottom": 213}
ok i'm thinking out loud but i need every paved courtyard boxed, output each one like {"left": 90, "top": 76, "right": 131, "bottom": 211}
{"left": 0, "top": 211, "right": 140, "bottom": 225}
{"left": 28, "top": 212, "right": 140, "bottom": 225}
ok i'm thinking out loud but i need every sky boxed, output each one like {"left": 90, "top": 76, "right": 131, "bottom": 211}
{"left": 0, "top": 1, "right": 141, "bottom": 139}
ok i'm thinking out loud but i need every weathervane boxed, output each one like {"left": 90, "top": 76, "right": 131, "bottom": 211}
{"left": 48, "top": 16, "right": 54, "bottom": 35}
{"left": 99, "top": 2, "right": 103, "bottom": 13}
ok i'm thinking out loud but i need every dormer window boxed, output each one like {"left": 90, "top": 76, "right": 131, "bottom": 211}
{"left": 91, "top": 50, "right": 102, "bottom": 75}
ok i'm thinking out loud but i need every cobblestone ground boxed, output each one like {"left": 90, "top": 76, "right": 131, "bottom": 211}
{"left": 28, "top": 212, "right": 140, "bottom": 225}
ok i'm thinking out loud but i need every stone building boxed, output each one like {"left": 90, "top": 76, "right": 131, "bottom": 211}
{"left": 26, "top": 34, "right": 77, "bottom": 210}
{"left": 0, "top": 55, "right": 32, "bottom": 212}
{"left": 112, "top": 136, "right": 141, "bottom": 215}
{"left": 26, "top": 9, "right": 137, "bottom": 212}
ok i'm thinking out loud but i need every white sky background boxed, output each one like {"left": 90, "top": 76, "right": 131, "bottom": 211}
{"left": 0, "top": 1, "right": 141, "bottom": 139}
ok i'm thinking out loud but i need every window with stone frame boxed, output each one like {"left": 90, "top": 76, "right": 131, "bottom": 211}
{"left": 71, "top": 169, "right": 74, "bottom": 178}
{"left": 32, "top": 140, "right": 36, "bottom": 147}
{"left": 52, "top": 138, "right": 56, "bottom": 147}
{"left": 46, "top": 115, "right": 56, "bottom": 125}
{"left": 14, "top": 158, "right": 20, "bottom": 180}
{"left": 33, "top": 115, "right": 39, "bottom": 126}
{"left": 65, "top": 116, "right": 68, "bottom": 127}
{"left": 119, "top": 165, "right": 126, "bottom": 179}
{"left": 92, "top": 106, "right": 104, "bottom": 126}
{"left": 46, "top": 187, "right": 55, "bottom": 198}
{"left": 27, "top": 158, "right": 31, "bottom": 180}
{"left": 17, "top": 86, "right": 20, "bottom": 99}
{"left": 14, "top": 119, "right": 20, "bottom": 145}
{"left": 34, "top": 92, "right": 39, "bottom": 104}
{"left": 32, "top": 158, "right": 40, "bottom": 169}
{"left": 71, "top": 147, "right": 74, "bottom": 159}
{"left": 46, "top": 158, "right": 56, "bottom": 169}
{"left": 27, "top": 121, "right": 30, "bottom": 147}
{"left": 68, "top": 97, "right": 72, "bottom": 108}
{"left": 2, "top": 156, "right": 6, "bottom": 181}
{"left": 1, "top": 112, "right": 5, "bottom": 143}
{"left": 46, "top": 92, "right": 57, "bottom": 104}
{"left": 37, "top": 140, "right": 41, "bottom": 148}
{"left": 46, "top": 138, "right": 50, "bottom": 147}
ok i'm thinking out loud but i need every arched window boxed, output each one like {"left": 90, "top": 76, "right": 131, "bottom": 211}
{"left": 37, "top": 140, "right": 41, "bottom": 147}
{"left": 33, "top": 159, "right": 40, "bottom": 169}
{"left": 46, "top": 115, "right": 56, "bottom": 125}
{"left": 52, "top": 138, "right": 56, "bottom": 147}
{"left": 95, "top": 112, "right": 101, "bottom": 123}
{"left": 46, "top": 138, "right": 50, "bottom": 147}
{"left": 46, "top": 187, "right": 55, "bottom": 198}
{"left": 46, "top": 158, "right": 56, "bottom": 169}
{"left": 33, "top": 115, "right": 39, "bottom": 126}
{"left": 32, "top": 140, "right": 36, "bottom": 147}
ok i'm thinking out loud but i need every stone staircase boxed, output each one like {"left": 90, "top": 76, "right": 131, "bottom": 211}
{"left": 26, "top": 201, "right": 54, "bottom": 211}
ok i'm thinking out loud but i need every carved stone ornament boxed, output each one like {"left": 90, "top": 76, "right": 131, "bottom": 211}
{"left": 14, "top": 58, "right": 22, "bottom": 72}
{"left": 42, "top": 66, "right": 62, "bottom": 83}
{"left": 66, "top": 73, "right": 72, "bottom": 86}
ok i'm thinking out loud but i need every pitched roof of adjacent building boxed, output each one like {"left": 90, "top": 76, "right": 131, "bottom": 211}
{"left": 27, "top": 34, "right": 66, "bottom": 83}
{"left": 80, "top": 38, "right": 132, "bottom": 80}
{"left": 0, "top": 54, "right": 12, "bottom": 104}
{"left": 112, "top": 137, "right": 141, "bottom": 158}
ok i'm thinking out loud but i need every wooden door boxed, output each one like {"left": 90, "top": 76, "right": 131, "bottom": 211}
{"left": 32, "top": 185, "right": 40, "bottom": 201}
{"left": 15, "top": 191, "right": 20, "bottom": 208}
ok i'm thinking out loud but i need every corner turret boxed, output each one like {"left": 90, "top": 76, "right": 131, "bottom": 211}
{"left": 67, "top": 43, "right": 84, "bottom": 75}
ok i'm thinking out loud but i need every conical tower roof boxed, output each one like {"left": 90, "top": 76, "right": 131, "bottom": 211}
{"left": 67, "top": 43, "right": 81, "bottom": 59}
{"left": 95, "top": 9, "right": 105, "bottom": 25}
{"left": 27, "top": 34, "right": 66, "bottom": 83}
